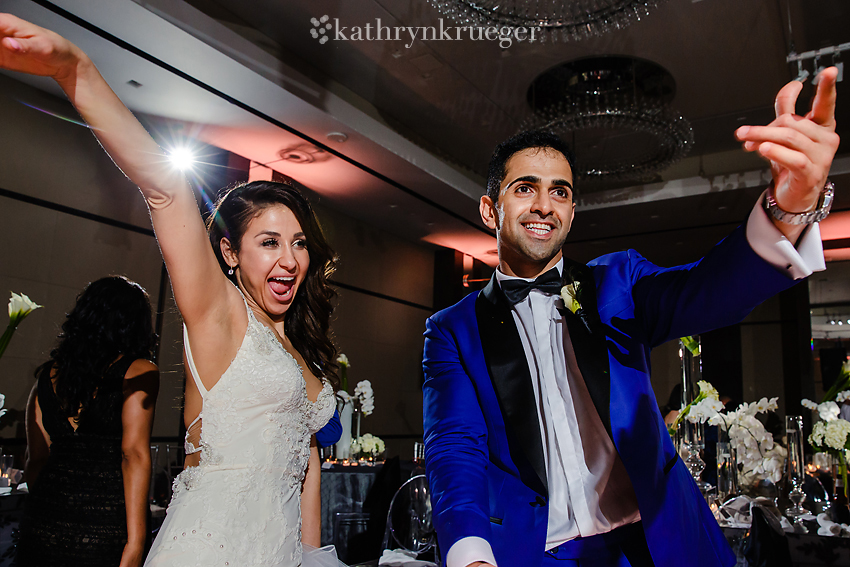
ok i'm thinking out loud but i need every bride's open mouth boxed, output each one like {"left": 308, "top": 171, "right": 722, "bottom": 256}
{"left": 268, "top": 276, "right": 296, "bottom": 299}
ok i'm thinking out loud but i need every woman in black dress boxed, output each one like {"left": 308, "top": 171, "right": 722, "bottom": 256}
{"left": 18, "top": 276, "right": 160, "bottom": 567}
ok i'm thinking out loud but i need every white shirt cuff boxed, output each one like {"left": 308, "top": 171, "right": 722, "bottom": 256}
{"left": 745, "top": 190, "right": 826, "bottom": 280}
{"left": 446, "top": 536, "right": 498, "bottom": 567}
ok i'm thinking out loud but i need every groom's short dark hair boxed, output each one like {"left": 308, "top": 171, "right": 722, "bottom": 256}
{"left": 486, "top": 130, "right": 576, "bottom": 203}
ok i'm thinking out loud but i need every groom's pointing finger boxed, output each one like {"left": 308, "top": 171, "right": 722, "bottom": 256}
{"left": 807, "top": 66, "right": 838, "bottom": 128}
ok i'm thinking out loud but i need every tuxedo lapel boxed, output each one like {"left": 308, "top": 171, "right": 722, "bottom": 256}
{"left": 561, "top": 259, "right": 613, "bottom": 439}
{"left": 476, "top": 275, "right": 548, "bottom": 497}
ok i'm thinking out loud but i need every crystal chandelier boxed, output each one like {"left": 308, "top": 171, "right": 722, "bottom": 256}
{"left": 427, "top": 0, "right": 668, "bottom": 41}
{"left": 519, "top": 57, "right": 693, "bottom": 186}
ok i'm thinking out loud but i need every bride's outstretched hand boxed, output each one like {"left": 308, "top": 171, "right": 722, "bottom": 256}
{"left": 0, "top": 14, "right": 85, "bottom": 84}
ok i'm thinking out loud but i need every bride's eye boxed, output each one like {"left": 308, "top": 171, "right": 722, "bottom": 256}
{"left": 262, "top": 238, "right": 278, "bottom": 247}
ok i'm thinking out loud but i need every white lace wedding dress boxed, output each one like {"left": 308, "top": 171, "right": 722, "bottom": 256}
{"left": 144, "top": 302, "right": 338, "bottom": 567}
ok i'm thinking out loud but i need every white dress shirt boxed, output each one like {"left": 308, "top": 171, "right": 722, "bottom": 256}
{"left": 445, "top": 194, "right": 826, "bottom": 567}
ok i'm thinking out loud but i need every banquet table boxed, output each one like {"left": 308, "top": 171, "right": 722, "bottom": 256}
{"left": 722, "top": 526, "right": 850, "bottom": 566}
{"left": 320, "top": 458, "right": 416, "bottom": 564}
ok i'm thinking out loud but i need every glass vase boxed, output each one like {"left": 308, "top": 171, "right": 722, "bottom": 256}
{"left": 784, "top": 415, "right": 807, "bottom": 522}
{"left": 335, "top": 396, "right": 353, "bottom": 460}
{"left": 833, "top": 454, "right": 850, "bottom": 524}
{"left": 716, "top": 438, "right": 739, "bottom": 502}
{"left": 353, "top": 405, "right": 362, "bottom": 440}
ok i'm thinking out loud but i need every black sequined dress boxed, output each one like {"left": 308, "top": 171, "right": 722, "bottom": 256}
{"left": 16, "top": 356, "right": 136, "bottom": 566}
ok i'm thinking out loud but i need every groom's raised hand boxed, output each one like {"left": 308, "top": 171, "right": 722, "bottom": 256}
{"left": 735, "top": 67, "right": 840, "bottom": 243}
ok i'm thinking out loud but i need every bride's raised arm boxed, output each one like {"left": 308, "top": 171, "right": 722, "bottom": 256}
{"left": 0, "top": 14, "right": 236, "bottom": 330}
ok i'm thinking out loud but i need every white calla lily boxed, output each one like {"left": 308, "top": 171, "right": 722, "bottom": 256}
{"left": 1, "top": 291, "right": 43, "bottom": 362}
{"left": 9, "top": 292, "right": 41, "bottom": 319}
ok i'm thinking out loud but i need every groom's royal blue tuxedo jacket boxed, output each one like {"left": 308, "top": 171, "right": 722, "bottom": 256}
{"left": 422, "top": 225, "right": 799, "bottom": 567}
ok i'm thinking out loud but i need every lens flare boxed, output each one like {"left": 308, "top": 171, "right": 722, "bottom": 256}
{"left": 168, "top": 147, "right": 196, "bottom": 170}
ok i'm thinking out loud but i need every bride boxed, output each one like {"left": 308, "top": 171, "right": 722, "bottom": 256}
{"left": 1, "top": 14, "right": 343, "bottom": 567}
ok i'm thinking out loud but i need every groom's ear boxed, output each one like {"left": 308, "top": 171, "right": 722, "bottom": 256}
{"left": 480, "top": 195, "right": 498, "bottom": 231}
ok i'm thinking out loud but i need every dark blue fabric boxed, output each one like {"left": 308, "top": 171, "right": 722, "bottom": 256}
{"left": 315, "top": 409, "right": 342, "bottom": 448}
{"left": 422, "top": 225, "right": 798, "bottom": 567}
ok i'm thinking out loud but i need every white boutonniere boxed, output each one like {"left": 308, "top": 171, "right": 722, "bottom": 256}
{"left": 560, "top": 282, "right": 581, "bottom": 314}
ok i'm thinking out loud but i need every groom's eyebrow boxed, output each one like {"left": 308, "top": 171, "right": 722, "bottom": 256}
{"left": 552, "top": 178, "right": 573, "bottom": 190}
{"left": 506, "top": 175, "right": 541, "bottom": 188}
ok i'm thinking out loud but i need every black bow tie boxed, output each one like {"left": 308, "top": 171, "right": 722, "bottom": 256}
{"left": 500, "top": 268, "right": 562, "bottom": 306}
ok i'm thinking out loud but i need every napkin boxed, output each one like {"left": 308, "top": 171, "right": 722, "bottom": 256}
{"left": 816, "top": 513, "right": 850, "bottom": 537}
{"left": 378, "top": 549, "right": 436, "bottom": 567}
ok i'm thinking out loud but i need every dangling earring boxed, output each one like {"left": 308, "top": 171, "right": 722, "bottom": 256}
{"left": 228, "top": 266, "right": 234, "bottom": 276}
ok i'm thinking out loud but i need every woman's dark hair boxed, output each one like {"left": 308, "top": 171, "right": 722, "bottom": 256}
{"left": 206, "top": 179, "right": 339, "bottom": 388}
{"left": 37, "top": 276, "right": 156, "bottom": 420}
{"left": 486, "top": 130, "right": 577, "bottom": 203}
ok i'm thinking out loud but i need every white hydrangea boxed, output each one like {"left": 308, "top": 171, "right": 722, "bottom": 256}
{"left": 354, "top": 380, "right": 374, "bottom": 416}
{"left": 810, "top": 421, "right": 826, "bottom": 446}
{"left": 824, "top": 419, "right": 850, "bottom": 452}
{"left": 810, "top": 419, "right": 850, "bottom": 452}
{"left": 350, "top": 433, "right": 385, "bottom": 458}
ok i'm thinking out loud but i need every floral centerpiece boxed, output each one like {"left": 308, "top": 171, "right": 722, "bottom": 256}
{"left": 675, "top": 380, "right": 786, "bottom": 485}
{"left": 350, "top": 433, "right": 385, "bottom": 460}
{"left": 802, "top": 371, "right": 850, "bottom": 498}
{"left": 334, "top": 354, "right": 378, "bottom": 460}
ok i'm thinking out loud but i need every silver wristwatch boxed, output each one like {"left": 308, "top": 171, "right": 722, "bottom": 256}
{"left": 764, "top": 180, "right": 835, "bottom": 225}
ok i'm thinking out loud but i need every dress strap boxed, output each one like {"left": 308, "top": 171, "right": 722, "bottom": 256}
{"left": 183, "top": 324, "right": 208, "bottom": 398}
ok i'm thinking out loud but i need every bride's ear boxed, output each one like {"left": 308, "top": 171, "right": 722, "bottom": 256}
{"left": 220, "top": 237, "right": 237, "bottom": 271}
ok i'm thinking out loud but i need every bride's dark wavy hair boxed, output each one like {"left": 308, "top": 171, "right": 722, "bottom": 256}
{"left": 206, "top": 179, "right": 339, "bottom": 388}
{"left": 37, "top": 276, "right": 156, "bottom": 419}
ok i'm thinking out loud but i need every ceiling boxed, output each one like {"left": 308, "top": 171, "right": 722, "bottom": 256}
{"left": 2, "top": 0, "right": 849, "bottom": 269}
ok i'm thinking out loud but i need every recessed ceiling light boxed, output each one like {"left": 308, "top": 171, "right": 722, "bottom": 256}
{"left": 327, "top": 132, "right": 348, "bottom": 143}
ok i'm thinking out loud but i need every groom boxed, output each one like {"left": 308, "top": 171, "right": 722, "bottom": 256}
{"left": 422, "top": 69, "right": 839, "bottom": 567}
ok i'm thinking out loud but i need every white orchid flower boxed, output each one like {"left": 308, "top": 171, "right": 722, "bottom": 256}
{"left": 336, "top": 353, "right": 350, "bottom": 368}
{"left": 819, "top": 401, "right": 841, "bottom": 422}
